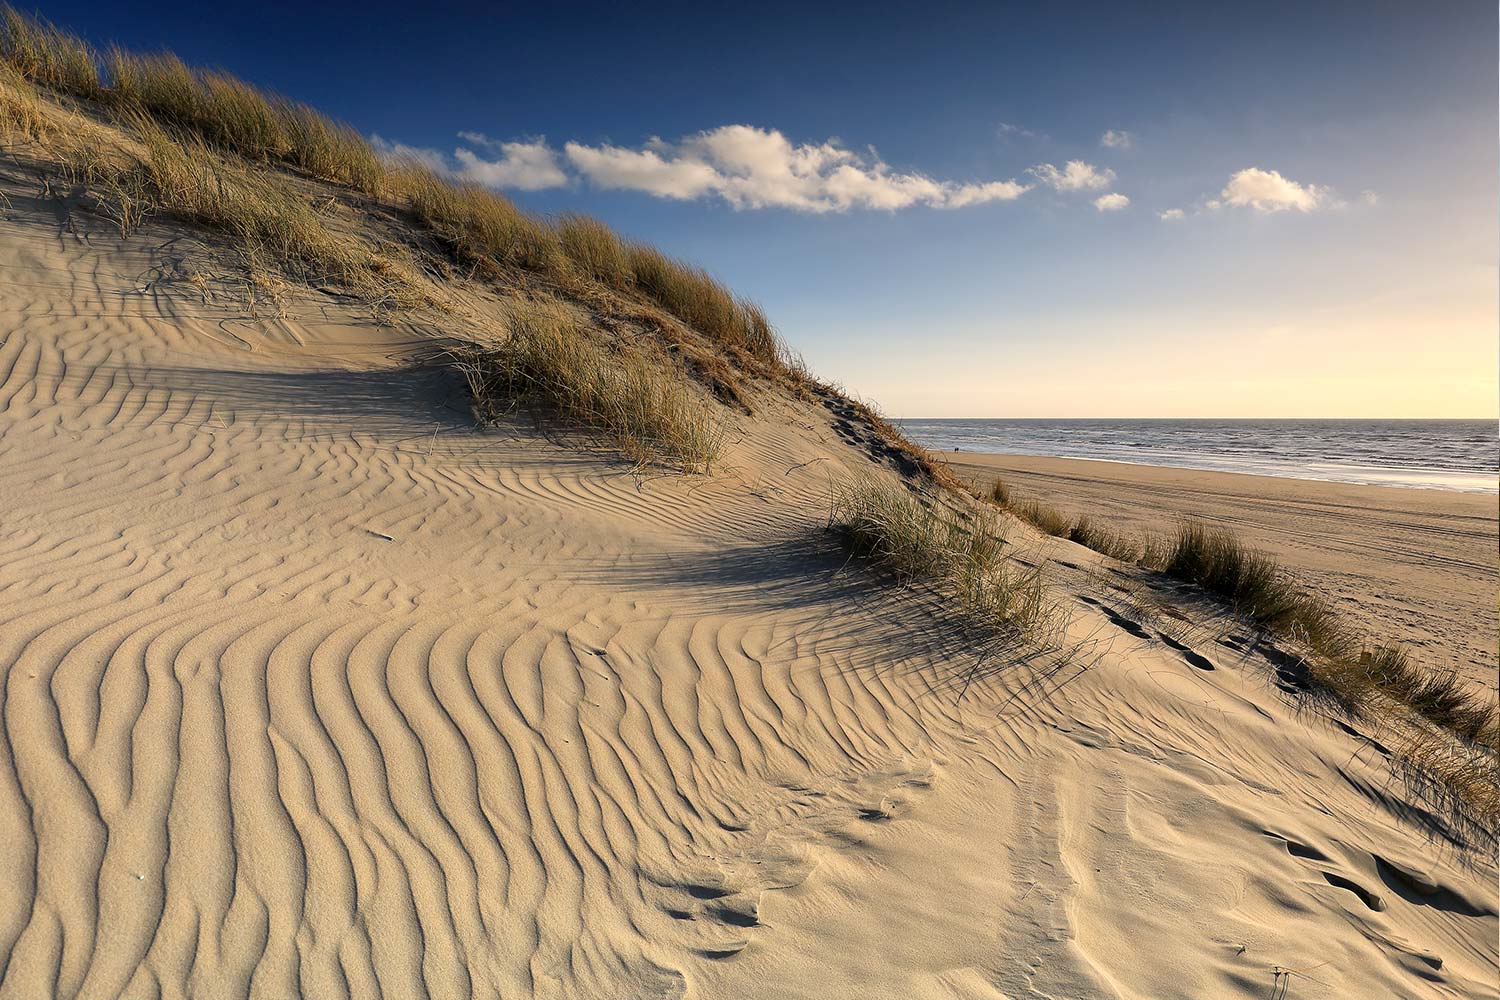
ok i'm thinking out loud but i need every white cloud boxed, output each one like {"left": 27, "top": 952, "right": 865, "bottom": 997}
{"left": 562, "top": 142, "right": 720, "bottom": 199}
{"left": 374, "top": 124, "right": 1036, "bottom": 211}
{"left": 453, "top": 139, "right": 567, "bottom": 191}
{"left": 1029, "top": 160, "right": 1115, "bottom": 192}
{"left": 372, "top": 133, "right": 567, "bottom": 190}
{"left": 1093, "top": 192, "right": 1130, "bottom": 211}
{"left": 997, "top": 121, "right": 1039, "bottom": 140}
{"left": 565, "top": 125, "right": 1031, "bottom": 212}
{"left": 1100, "top": 129, "right": 1133, "bottom": 150}
{"left": 944, "top": 179, "right": 1031, "bottom": 208}
{"left": 1159, "top": 208, "right": 1185, "bottom": 221}
{"left": 1361, "top": 189, "right": 1380, "bottom": 206}
{"left": 1219, "top": 167, "right": 1327, "bottom": 213}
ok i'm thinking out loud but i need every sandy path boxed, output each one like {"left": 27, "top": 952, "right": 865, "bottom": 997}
{"left": 0, "top": 178, "right": 1495, "bottom": 999}
{"left": 946, "top": 452, "right": 1500, "bottom": 692}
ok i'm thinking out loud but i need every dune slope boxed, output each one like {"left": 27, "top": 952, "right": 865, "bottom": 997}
{"left": 0, "top": 162, "right": 1496, "bottom": 1000}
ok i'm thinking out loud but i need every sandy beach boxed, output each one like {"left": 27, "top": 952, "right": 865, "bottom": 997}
{"left": 0, "top": 32, "right": 1495, "bottom": 999}
{"left": 946, "top": 452, "right": 1500, "bottom": 692}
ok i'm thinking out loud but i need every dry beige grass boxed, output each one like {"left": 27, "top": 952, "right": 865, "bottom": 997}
{"left": 456, "top": 298, "right": 724, "bottom": 472}
{"left": 626, "top": 243, "right": 780, "bottom": 364}
{"left": 1063, "top": 515, "right": 1140, "bottom": 562}
{"left": 0, "top": 5, "right": 97, "bottom": 97}
{"left": 557, "top": 212, "right": 630, "bottom": 286}
{"left": 392, "top": 165, "right": 563, "bottom": 273}
{"left": 0, "top": 60, "right": 47, "bottom": 140}
{"left": 986, "top": 480, "right": 1138, "bottom": 561}
{"left": 104, "top": 48, "right": 382, "bottom": 191}
{"left": 131, "top": 117, "right": 426, "bottom": 306}
{"left": 829, "top": 475, "right": 1057, "bottom": 644}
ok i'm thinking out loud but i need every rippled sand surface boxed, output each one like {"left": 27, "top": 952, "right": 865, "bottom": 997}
{"left": 1, "top": 172, "right": 1495, "bottom": 999}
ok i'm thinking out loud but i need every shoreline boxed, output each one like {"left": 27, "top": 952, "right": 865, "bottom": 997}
{"left": 935, "top": 447, "right": 1498, "bottom": 494}
{"left": 944, "top": 451, "right": 1500, "bottom": 692}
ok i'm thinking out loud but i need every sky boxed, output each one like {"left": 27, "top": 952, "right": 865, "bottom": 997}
{"left": 37, "top": 0, "right": 1499, "bottom": 417}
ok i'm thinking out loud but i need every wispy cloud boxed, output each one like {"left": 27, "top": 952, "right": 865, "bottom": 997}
{"left": 1158, "top": 208, "right": 1185, "bottom": 221}
{"left": 1093, "top": 192, "right": 1130, "bottom": 211}
{"left": 370, "top": 135, "right": 449, "bottom": 175}
{"left": 1099, "top": 128, "right": 1133, "bottom": 150}
{"left": 1028, "top": 160, "right": 1115, "bottom": 192}
{"left": 996, "top": 120, "right": 1040, "bottom": 140}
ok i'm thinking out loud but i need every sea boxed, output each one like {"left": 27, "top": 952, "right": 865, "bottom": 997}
{"left": 894, "top": 419, "right": 1498, "bottom": 493}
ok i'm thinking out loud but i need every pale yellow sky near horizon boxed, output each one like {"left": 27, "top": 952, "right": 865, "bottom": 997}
{"left": 814, "top": 266, "right": 1498, "bottom": 420}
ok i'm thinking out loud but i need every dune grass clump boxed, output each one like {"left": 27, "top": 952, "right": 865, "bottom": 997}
{"left": 829, "top": 476, "right": 1056, "bottom": 642}
{"left": 1364, "top": 647, "right": 1498, "bottom": 746}
{"left": 1161, "top": 520, "right": 1308, "bottom": 629}
{"left": 1396, "top": 727, "right": 1499, "bottom": 835}
{"left": 557, "top": 212, "right": 630, "bottom": 286}
{"left": 117, "top": 117, "right": 423, "bottom": 307}
{"left": 277, "top": 101, "right": 383, "bottom": 192}
{"left": 103, "top": 48, "right": 383, "bottom": 191}
{"left": 394, "top": 165, "right": 562, "bottom": 273}
{"left": 1162, "top": 521, "right": 1323, "bottom": 634}
{"left": 1065, "top": 516, "right": 1140, "bottom": 562}
{"left": 138, "top": 122, "right": 350, "bottom": 267}
{"left": 626, "top": 243, "right": 780, "bottom": 364}
{"left": 456, "top": 299, "right": 723, "bottom": 472}
{"left": 0, "top": 60, "right": 48, "bottom": 140}
{"left": 0, "top": 5, "right": 98, "bottom": 97}
{"left": 1013, "top": 498, "right": 1071, "bottom": 538}
{"left": 984, "top": 480, "right": 1136, "bottom": 560}
{"left": 1138, "top": 530, "right": 1170, "bottom": 571}
{"left": 1160, "top": 520, "right": 1498, "bottom": 744}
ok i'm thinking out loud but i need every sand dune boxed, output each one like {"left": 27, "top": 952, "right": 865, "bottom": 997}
{"left": 0, "top": 168, "right": 1496, "bottom": 1000}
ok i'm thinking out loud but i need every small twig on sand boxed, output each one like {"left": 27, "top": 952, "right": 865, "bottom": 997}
{"left": 785, "top": 456, "right": 827, "bottom": 476}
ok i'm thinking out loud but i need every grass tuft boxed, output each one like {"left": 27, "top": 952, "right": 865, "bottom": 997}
{"left": 1160, "top": 519, "right": 1498, "bottom": 745}
{"left": 1394, "top": 728, "right": 1498, "bottom": 836}
{"left": 0, "top": 5, "right": 98, "bottom": 97}
{"left": 455, "top": 299, "right": 723, "bottom": 472}
{"left": 626, "top": 243, "right": 780, "bottom": 363}
{"left": 1065, "top": 516, "right": 1140, "bottom": 562}
{"left": 829, "top": 476, "right": 1057, "bottom": 642}
{"left": 557, "top": 212, "right": 629, "bottom": 286}
{"left": 104, "top": 48, "right": 383, "bottom": 191}
{"left": 394, "top": 165, "right": 562, "bottom": 273}
{"left": 1161, "top": 520, "right": 1307, "bottom": 629}
{"left": 0, "top": 59, "right": 48, "bottom": 140}
{"left": 1013, "top": 498, "right": 1071, "bottom": 538}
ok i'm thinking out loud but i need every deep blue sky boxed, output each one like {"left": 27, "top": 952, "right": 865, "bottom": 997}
{"left": 34, "top": 1, "right": 1499, "bottom": 416}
